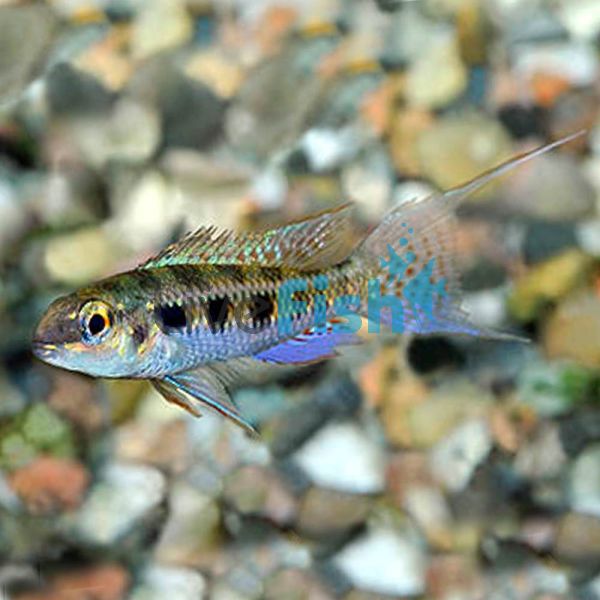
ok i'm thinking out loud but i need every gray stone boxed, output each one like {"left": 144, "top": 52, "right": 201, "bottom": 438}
{"left": 129, "top": 565, "right": 206, "bottom": 600}
{"left": 75, "top": 462, "right": 166, "bottom": 545}
{"left": 293, "top": 423, "right": 385, "bottom": 494}
{"left": 569, "top": 444, "right": 600, "bottom": 518}
{"left": 333, "top": 527, "right": 426, "bottom": 596}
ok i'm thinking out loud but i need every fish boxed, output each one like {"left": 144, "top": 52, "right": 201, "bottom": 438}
{"left": 32, "top": 132, "right": 584, "bottom": 434}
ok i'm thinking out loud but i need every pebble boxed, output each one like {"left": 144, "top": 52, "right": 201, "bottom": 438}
{"left": 499, "top": 152, "right": 596, "bottom": 221}
{"left": 429, "top": 418, "right": 493, "bottom": 492}
{"left": 405, "top": 380, "right": 492, "bottom": 449}
{"left": 131, "top": 0, "right": 193, "bottom": 60}
{"left": 129, "top": 565, "right": 207, "bottom": 600}
{"left": 296, "top": 487, "right": 372, "bottom": 539}
{"left": 293, "top": 423, "right": 385, "bottom": 494}
{"left": 223, "top": 465, "right": 297, "bottom": 526}
{"left": 523, "top": 222, "right": 578, "bottom": 265}
{"left": 0, "top": 4, "right": 57, "bottom": 106}
{"left": 184, "top": 49, "right": 245, "bottom": 100}
{"left": 569, "top": 444, "right": 600, "bottom": 519}
{"left": 113, "top": 170, "right": 183, "bottom": 253}
{"left": 554, "top": 512, "right": 600, "bottom": 565}
{"left": 75, "top": 462, "right": 166, "bottom": 545}
{"left": 416, "top": 113, "right": 512, "bottom": 192}
{"left": 16, "top": 563, "right": 130, "bottom": 600}
{"left": 558, "top": 0, "right": 600, "bottom": 41}
{"left": 160, "top": 74, "right": 225, "bottom": 151}
{"left": 43, "top": 226, "right": 119, "bottom": 285}
{"left": 8, "top": 456, "right": 89, "bottom": 515}
{"left": 333, "top": 527, "right": 426, "bottom": 596}
{"left": 388, "top": 108, "right": 434, "bottom": 177}
{"left": 45, "top": 62, "right": 113, "bottom": 117}
{"left": 300, "top": 126, "right": 363, "bottom": 173}
{"left": 517, "top": 360, "right": 587, "bottom": 418}
{"left": 544, "top": 292, "right": 600, "bottom": 368}
{"left": 508, "top": 250, "right": 593, "bottom": 322}
{"left": 514, "top": 423, "right": 566, "bottom": 480}
{"left": 72, "top": 99, "right": 161, "bottom": 167}
{"left": 513, "top": 42, "right": 599, "bottom": 88}
{"left": 405, "top": 30, "right": 468, "bottom": 109}
{"left": 155, "top": 481, "right": 220, "bottom": 567}
{"left": 264, "top": 568, "right": 333, "bottom": 600}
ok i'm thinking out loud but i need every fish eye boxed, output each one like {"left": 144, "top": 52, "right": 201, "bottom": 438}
{"left": 79, "top": 301, "right": 113, "bottom": 343}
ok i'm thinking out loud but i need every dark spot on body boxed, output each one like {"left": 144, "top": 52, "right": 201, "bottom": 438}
{"left": 206, "top": 296, "right": 231, "bottom": 333}
{"left": 132, "top": 324, "right": 147, "bottom": 345}
{"left": 157, "top": 304, "right": 188, "bottom": 330}
{"left": 236, "top": 293, "right": 274, "bottom": 333}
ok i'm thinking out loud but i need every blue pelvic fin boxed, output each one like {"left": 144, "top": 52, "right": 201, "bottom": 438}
{"left": 254, "top": 327, "right": 361, "bottom": 365}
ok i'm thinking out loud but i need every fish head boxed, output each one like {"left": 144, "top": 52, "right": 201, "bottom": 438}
{"left": 32, "top": 289, "right": 145, "bottom": 378}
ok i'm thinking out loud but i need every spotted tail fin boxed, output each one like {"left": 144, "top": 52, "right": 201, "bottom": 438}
{"left": 354, "top": 132, "right": 586, "bottom": 339}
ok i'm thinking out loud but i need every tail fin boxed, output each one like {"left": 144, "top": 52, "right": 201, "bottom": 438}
{"left": 355, "top": 131, "right": 586, "bottom": 340}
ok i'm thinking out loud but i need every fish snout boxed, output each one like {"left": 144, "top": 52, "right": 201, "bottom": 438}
{"left": 32, "top": 297, "right": 81, "bottom": 352}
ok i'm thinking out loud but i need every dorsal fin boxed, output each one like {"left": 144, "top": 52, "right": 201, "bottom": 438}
{"left": 140, "top": 203, "right": 356, "bottom": 271}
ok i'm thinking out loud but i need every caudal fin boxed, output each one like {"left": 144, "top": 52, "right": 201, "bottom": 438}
{"left": 354, "top": 132, "right": 586, "bottom": 339}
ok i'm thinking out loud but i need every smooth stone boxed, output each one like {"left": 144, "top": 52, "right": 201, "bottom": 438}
{"left": 416, "top": 113, "right": 512, "bottom": 192}
{"left": 251, "top": 168, "right": 288, "bottom": 211}
{"left": 155, "top": 482, "right": 220, "bottom": 567}
{"left": 544, "top": 292, "right": 600, "bottom": 368}
{"left": 46, "top": 62, "right": 113, "bottom": 116}
{"left": 0, "top": 177, "right": 26, "bottom": 252}
{"left": 514, "top": 423, "right": 566, "bottom": 480}
{"left": 0, "top": 4, "right": 57, "bottom": 106}
{"left": 333, "top": 527, "right": 426, "bottom": 596}
{"left": 161, "top": 75, "right": 225, "bottom": 150}
{"left": 389, "top": 108, "right": 435, "bottom": 177}
{"left": 523, "top": 222, "right": 578, "bottom": 265}
{"left": 297, "top": 487, "right": 372, "bottom": 539}
{"left": 569, "top": 444, "right": 600, "bottom": 518}
{"left": 129, "top": 565, "right": 207, "bottom": 600}
{"left": 264, "top": 568, "right": 334, "bottom": 600}
{"left": 429, "top": 418, "right": 493, "bottom": 492}
{"left": 75, "top": 462, "right": 166, "bottom": 545}
{"left": 548, "top": 89, "right": 598, "bottom": 145}
{"left": 405, "top": 31, "right": 468, "bottom": 109}
{"left": 554, "top": 512, "right": 600, "bottom": 565}
{"left": 517, "top": 360, "right": 589, "bottom": 418}
{"left": 577, "top": 220, "right": 600, "bottom": 258}
{"left": 270, "top": 375, "right": 362, "bottom": 458}
{"left": 513, "top": 41, "right": 599, "bottom": 87}
{"left": 405, "top": 381, "right": 492, "bottom": 449}
{"left": 300, "top": 126, "right": 362, "bottom": 173}
{"left": 508, "top": 250, "right": 593, "bottom": 322}
{"left": 72, "top": 99, "right": 160, "bottom": 167}
{"left": 43, "top": 226, "right": 119, "bottom": 285}
{"left": 341, "top": 149, "right": 392, "bottom": 221}
{"left": 184, "top": 49, "right": 245, "bottom": 99}
{"left": 461, "top": 288, "right": 508, "bottom": 331}
{"left": 131, "top": 0, "right": 193, "bottom": 59}
{"left": 113, "top": 170, "right": 183, "bottom": 253}
{"left": 559, "top": 0, "right": 600, "bottom": 40}
{"left": 560, "top": 411, "right": 600, "bottom": 457}
{"left": 293, "top": 423, "right": 385, "bottom": 494}
{"left": 223, "top": 465, "right": 297, "bottom": 526}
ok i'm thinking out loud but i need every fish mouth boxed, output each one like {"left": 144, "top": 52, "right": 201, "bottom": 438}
{"left": 31, "top": 341, "right": 59, "bottom": 360}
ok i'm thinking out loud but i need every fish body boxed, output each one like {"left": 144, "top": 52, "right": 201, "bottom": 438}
{"left": 33, "top": 132, "right": 584, "bottom": 432}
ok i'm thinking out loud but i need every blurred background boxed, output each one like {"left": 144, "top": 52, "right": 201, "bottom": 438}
{"left": 0, "top": 0, "right": 600, "bottom": 598}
